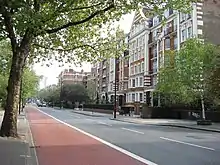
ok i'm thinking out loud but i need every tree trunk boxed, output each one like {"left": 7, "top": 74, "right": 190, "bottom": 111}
{"left": 0, "top": 49, "right": 26, "bottom": 137}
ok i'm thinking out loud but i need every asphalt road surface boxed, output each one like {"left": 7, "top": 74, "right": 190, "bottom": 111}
{"left": 28, "top": 106, "right": 220, "bottom": 165}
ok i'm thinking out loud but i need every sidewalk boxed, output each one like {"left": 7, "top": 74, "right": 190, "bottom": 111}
{"left": 0, "top": 110, "right": 38, "bottom": 165}
{"left": 72, "top": 109, "right": 112, "bottom": 117}
{"left": 71, "top": 109, "right": 220, "bottom": 133}
{"left": 116, "top": 117, "right": 220, "bottom": 133}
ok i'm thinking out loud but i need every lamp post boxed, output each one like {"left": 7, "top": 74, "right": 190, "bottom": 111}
{"left": 59, "top": 76, "right": 63, "bottom": 109}
{"left": 114, "top": 56, "right": 117, "bottom": 119}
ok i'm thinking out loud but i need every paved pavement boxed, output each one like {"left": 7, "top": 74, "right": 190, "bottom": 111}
{"left": 0, "top": 110, "right": 38, "bottom": 165}
{"left": 70, "top": 109, "right": 220, "bottom": 133}
{"left": 30, "top": 107, "right": 220, "bottom": 165}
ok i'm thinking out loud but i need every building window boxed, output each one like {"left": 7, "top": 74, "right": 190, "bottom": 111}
{"left": 141, "top": 62, "right": 144, "bottom": 72}
{"left": 173, "top": 18, "right": 177, "bottom": 31}
{"left": 135, "top": 65, "right": 138, "bottom": 74}
{"left": 165, "top": 38, "right": 170, "bottom": 49}
{"left": 139, "top": 93, "right": 143, "bottom": 102}
{"left": 132, "top": 93, "right": 135, "bottom": 102}
{"left": 136, "top": 77, "right": 138, "bottom": 87}
{"left": 135, "top": 53, "right": 138, "bottom": 61}
{"left": 135, "top": 93, "right": 138, "bottom": 101}
{"left": 174, "top": 37, "right": 178, "bottom": 50}
{"left": 153, "top": 46, "right": 157, "bottom": 58}
{"left": 188, "top": 26, "right": 192, "bottom": 38}
{"left": 138, "top": 63, "right": 141, "bottom": 73}
{"left": 153, "top": 17, "right": 159, "bottom": 26}
{"left": 187, "top": 13, "right": 192, "bottom": 19}
{"left": 132, "top": 79, "right": 135, "bottom": 87}
{"left": 152, "top": 59, "right": 157, "bottom": 73}
{"left": 131, "top": 66, "right": 134, "bottom": 75}
{"left": 139, "top": 77, "right": 143, "bottom": 86}
{"left": 180, "top": 13, "right": 186, "bottom": 22}
{"left": 138, "top": 51, "right": 141, "bottom": 59}
{"left": 181, "top": 29, "right": 187, "bottom": 42}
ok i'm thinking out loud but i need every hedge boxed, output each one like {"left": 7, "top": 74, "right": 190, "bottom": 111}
{"left": 83, "top": 104, "right": 114, "bottom": 110}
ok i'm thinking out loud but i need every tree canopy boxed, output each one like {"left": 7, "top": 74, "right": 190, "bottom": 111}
{"left": 39, "top": 83, "right": 90, "bottom": 106}
{"left": 62, "top": 84, "right": 89, "bottom": 103}
{"left": 157, "top": 38, "right": 220, "bottom": 108}
{"left": 0, "top": 0, "right": 196, "bottom": 65}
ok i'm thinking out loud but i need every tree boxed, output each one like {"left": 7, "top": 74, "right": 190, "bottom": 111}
{"left": 22, "top": 69, "right": 40, "bottom": 101}
{"left": 86, "top": 79, "right": 97, "bottom": 103}
{"left": 157, "top": 38, "right": 217, "bottom": 119}
{"left": 0, "top": 0, "right": 195, "bottom": 136}
{"left": 205, "top": 45, "right": 220, "bottom": 103}
{"left": 38, "top": 85, "right": 60, "bottom": 103}
{"left": 61, "top": 84, "right": 89, "bottom": 104}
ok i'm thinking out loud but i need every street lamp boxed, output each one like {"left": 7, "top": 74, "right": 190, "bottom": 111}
{"left": 113, "top": 38, "right": 123, "bottom": 119}
{"left": 59, "top": 75, "right": 63, "bottom": 109}
{"left": 114, "top": 56, "right": 117, "bottom": 119}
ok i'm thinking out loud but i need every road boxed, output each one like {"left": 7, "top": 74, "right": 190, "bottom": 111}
{"left": 27, "top": 106, "right": 220, "bottom": 165}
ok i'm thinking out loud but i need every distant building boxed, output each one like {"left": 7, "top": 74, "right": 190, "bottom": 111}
{"left": 58, "top": 69, "right": 91, "bottom": 86}
{"left": 84, "top": 67, "right": 97, "bottom": 102}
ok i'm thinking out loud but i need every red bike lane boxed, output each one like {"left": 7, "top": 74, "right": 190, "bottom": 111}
{"left": 27, "top": 107, "right": 155, "bottom": 165}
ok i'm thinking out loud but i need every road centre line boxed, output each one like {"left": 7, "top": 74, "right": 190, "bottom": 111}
{"left": 97, "top": 121, "right": 112, "bottom": 126}
{"left": 121, "top": 128, "right": 145, "bottom": 135}
{"left": 160, "top": 137, "right": 215, "bottom": 151}
{"left": 36, "top": 108, "right": 157, "bottom": 165}
{"left": 85, "top": 118, "right": 95, "bottom": 122}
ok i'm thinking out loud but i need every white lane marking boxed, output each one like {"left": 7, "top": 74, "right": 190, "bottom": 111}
{"left": 36, "top": 108, "right": 157, "bottom": 165}
{"left": 71, "top": 115, "right": 81, "bottom": 119}
{"left": 97, "top": 121, "right": 112, "bottom": 127}
{"left": 121, "top": 128, "right": 145, "bottom": 135}
{"left": 160, "top": 137, "right": 215, "bottom": 151}
{"left": 85, "top": 118, "right": 95, "bottom": 121}
{"left": 25, "top": 113, "right": 39, "bottom": 165}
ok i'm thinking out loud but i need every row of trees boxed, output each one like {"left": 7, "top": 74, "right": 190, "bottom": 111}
{"left": 38, "top": 84, "right": 90, "bottom": 107}
{"left": 157, "top": 39, "right": 220, "bottom": 118}
{"left": 0, "top": 40, "right": 40, "bottom": 110}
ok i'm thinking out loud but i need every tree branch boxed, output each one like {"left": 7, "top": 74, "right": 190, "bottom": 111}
{"left": 45, "top": 3, "right": 114, "bottom": 34}
{"left": 33, "top": 43, "right": 96, "bottom": 52}
{"left": 41, "top": 2, "right": 103, "bottom": 26}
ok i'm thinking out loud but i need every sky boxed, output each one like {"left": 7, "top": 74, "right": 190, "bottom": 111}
{"left": 33, "top": 13, "right": 135, "bottom": 89}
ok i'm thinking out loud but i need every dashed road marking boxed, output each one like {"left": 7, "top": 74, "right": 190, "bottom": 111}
{"left": 121, "top": 128, "right": 145, "bottom": 135}
{"left": 97, "top": 121, "right": 112, "bottom": 127}
{"left": 160, "top": 136, "right": 215, "bottom": 151}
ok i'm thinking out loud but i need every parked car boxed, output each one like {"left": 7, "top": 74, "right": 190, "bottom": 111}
{"left": 37, "top": 102, "right": 47, "bottom": 107}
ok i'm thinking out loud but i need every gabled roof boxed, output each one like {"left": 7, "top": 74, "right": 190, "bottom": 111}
{"left": 129, "top": 11, "right": 141, "bottom": 31}
{"left": 129, "top": 7, "right": 152, "bottom": 32}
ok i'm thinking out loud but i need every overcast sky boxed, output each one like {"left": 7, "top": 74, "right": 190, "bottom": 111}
{"left": 34, "top": 13, "right": 135, "bottom": 89}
